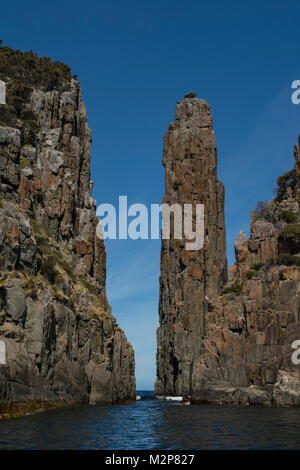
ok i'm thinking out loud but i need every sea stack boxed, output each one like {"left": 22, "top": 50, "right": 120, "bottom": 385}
{"left": 155, "top": 94, "right": 228, "bottom": 397}
{"left": 0, "top": 47, "right": 135, "bottom": 417}
{"left": 156, "top": 92, "right": 300, "bottom": 406}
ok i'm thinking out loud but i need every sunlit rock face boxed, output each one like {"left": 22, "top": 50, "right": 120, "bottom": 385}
{"left": 155, "top": 96, "right": 227, "bottom": 397}
{"left": 156, "top": 95, "right": 300, "bottom": 406}
{"left": 192, "top": 135, "right": 300, "bottom": 406}
{"left": 0, "top": 49, "right": 135, "bottom": 416}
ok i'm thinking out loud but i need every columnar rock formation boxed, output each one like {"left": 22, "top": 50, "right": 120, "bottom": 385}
{"left": 193, "top": 136, "right": 300, "bottom": 406}
{"left": 156, "top": 92, "right": 300, "bottom": 405}
{"left": 0, "top": 47, "right": 135, "bottom": 417}
{"left": 155, "top": 95, "right": 227, "bottom": 397}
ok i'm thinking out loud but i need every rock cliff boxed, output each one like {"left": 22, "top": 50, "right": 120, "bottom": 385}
{"left": 155, "top": 95, "right": 227, "bottom": 396}
{"left": 193, "top": 136, "right": 300, "bottom": 406}
{"left": 0, "top": 46, "right": 135, "bottom": 417}
{"left": 156, "top": 93, "right": 300, "bottom": 406}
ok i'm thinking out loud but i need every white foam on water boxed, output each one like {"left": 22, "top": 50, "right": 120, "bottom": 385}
{"left": 136, "top": 395, "right": 141, "bottom": 401}
{"left": 165, "top": 396, "right": 183, "bottom": 402}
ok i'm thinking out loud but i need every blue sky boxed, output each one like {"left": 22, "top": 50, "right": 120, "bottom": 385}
{"left": 1, "top": 0, "right": 299, "bottom": 389}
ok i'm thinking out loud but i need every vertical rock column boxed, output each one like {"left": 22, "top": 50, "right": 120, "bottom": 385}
{"left": 155, "top": 96, "right": 227, "bottom": 396}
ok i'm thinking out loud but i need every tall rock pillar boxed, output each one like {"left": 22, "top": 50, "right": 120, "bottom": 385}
{"left": 155, "top": 95, "right": 227, "bottom": 396}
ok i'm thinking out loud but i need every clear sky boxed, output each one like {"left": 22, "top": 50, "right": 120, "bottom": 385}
{"left": 1, "top": 0, "right": 299, "bottom": 389}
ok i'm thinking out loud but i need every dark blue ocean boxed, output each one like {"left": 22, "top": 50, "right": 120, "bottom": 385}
{"left": 0, "top": 391, "right": 299, "bottom": 450}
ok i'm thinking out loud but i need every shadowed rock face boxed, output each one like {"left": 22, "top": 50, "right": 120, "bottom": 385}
{"left": 155, "top": 97, "right": 227, "bottom": 397}
{"left": 0, "top": 57, "right": 135, "bottom": 416}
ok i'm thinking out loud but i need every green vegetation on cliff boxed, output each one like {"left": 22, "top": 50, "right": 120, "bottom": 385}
{"left": 0, "top": 41, "right": 73, "bottom": 139}
{"left": 0, "top": 40, "right": 72, "bottom": 91}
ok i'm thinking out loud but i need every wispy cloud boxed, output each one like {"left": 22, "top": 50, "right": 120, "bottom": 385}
{"left": 222, "top": 78, "right": 300, "bottom": 266}
{"left": 106, "top": 240, "right": 160, "bottom": 302}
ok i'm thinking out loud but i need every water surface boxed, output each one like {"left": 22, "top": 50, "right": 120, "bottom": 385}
{"left": 0, "top": 391, "right": 299, "bottom": 449}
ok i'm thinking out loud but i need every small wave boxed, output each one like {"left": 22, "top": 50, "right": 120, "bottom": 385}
{"left": 155, "top": 395, "right": 183, "bottom": 402}
{"left": 165, "top": 396, "right": 183, "bottom": 402}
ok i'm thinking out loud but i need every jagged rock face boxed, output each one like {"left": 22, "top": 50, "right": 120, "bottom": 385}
{"left": 0, "top": 80, "right": 105, "bottom": 287}
{"left": 193, "top": 136, "right": 300, "bottom": 406}
{"left": 0, "top": 59, "right": 135, "bottom": 415}
{"left": 155, "top": 97, "right": 227, "bottom": 397}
